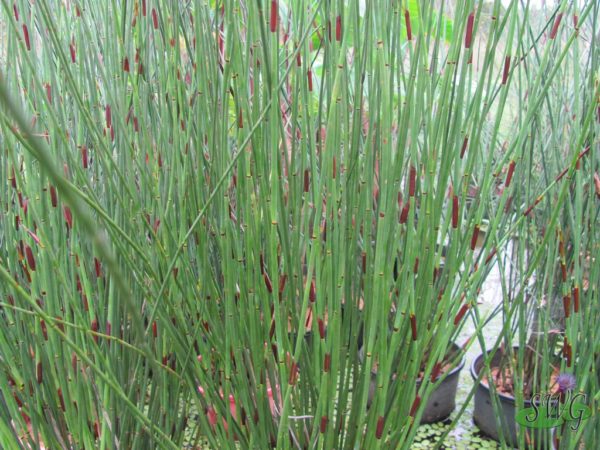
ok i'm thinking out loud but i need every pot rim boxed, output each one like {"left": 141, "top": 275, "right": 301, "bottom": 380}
{"left": 417, "top": 341, "right": 465, "bottom": 383}
{"left": 470, "top": 346, "right": 558, "bottom": 406}
{"left": 369, "top": 341, "right": 466, "bottom": 381}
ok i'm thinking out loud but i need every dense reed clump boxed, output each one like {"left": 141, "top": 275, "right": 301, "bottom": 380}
{"left": 0, "top": 0, "right": 598, "bottom": 449}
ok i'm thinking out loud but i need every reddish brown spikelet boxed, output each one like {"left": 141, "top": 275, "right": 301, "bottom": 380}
{"left": 335, "top": 15, "right": 342, "bottom": 41}
{"left": 82, "top": 294, "right": 88, "bottom": 312}
{"left": 375, "top": 416, "right": 385, "bottom": 439}
{"left": 578, "top": 146, "right": 590, "bottom": 161}
{"left": 431, "top": 362, "right": 442, "bottom": 382}
{"left": 309, "top": 280, "right": 316, "bottom": 302}
{"left": 502, "top": 56, "right": 511, "bottom": 85}
{"left": 91, "top": 318, "right": 99, "bottom": 343}
{"left": 55, "top": 316, "right": 65, "bottom": 332}
{"left": 303, "top": 169, "right": 310, "bottom": 192}
{"left": 573, "top": 14, "right": 579, "bottom": 29}
{"left": 410, "top": 314, "right": 417, "bottom": 340}
{"left": 550, "top": 13, "right": 563, "bottom": 39}
{"left": 465, "top": 12, "right": 474, "bottom": 49}
{"left": 413, "top": 257, "right": 419, "bottom": 274}
{"left": 470, "top": 225, "right": 480, "bottom": 250}
{"left": 307, "top": 70, "right": 313, "bottom": 91}
{"left": 289, "top": 362, "right": 298, "bottom": 384}
{"left": 13, "top": 3, "right": 19, "bottom": 21}
{"left": 28, "top": 231, "right": 40, "bottom": 247}
{"left": 405, "top": 9, "right": 412, "bottom": 41}
{"left": 21, "top": 263, "right": 31, "bottom": 283}
{"left": 64, "top": 206, "right": 73, "bottom": 229}
{"left": 460, "top": 136, "right": 469, "bottom": 159}
{"left": 218, "top": 23, "right": 224, "bottom": 56}
{"left": 105, "top": 105, "right": 112, "bottom": 129}
{"left": 129, "top": 114, "right": 138, "bottom": 132}
{"left": 269, "top": 319, "right": 276, "bottom": 341}
{"left": 37, "top": 361, "right": 43, "bottom": 384}
{"left": 72, "top": 352, "right": 77, "bottom": 373}
{"left": 142, "top": 0, "right": 146, "bottom": 16}
{"left": 40, "top": 320, "right": 48, "bottom": 340}
{"left": 523, "top": 203, "right": 536, "bottom": 217}
{"left": 573, "top": 287, "right": 580, "bottom": 313}
{"left": 58, "top": 388, "right": 66, "bottom": 411}
{"left": 237, "top": 108, "right": 243, "bottom": 128}
{"left": 20, "top": 411, "right": 31, "bottom": 426}
{"left": 123, "top": 57, "right": 130, "bottom": 72}
{"left": 324, "top": 353, "right": 331, "bottom": 372}
{"left": 296, "top": 50, "right": 301, "bottom": 67}
{"left": 22, "top": 24, "right": 30, "bottom": 51}
{"left": 152, "top": 8, "right": 158, "bottom": 29}
{"left": 563, "top": 295, "right": 571, "bottom": 318}
{"left": 564, "top": 338, "right": 572, "bottom": 367}
{"left": 505, "top": 160, "right": 516, "bottom": 188}
{"left": 409, "top": 165, "right": 417, "bottom": 196}
{"left": 593, "top": 173, "right": 600, "bottom": 199}
{"left": 263, "top": 272, "right": 273, "bottom": 293}
{"left": 27, "top": 228, "right": 40, "bottom": 248}
{"left": 332, "top": 157, "right": 337, "bottom": 179}
{"left": 70, "top": 42, "right": 76, "bottom": 63}
{"left": 25, "top": 245, "right": 36, "bottom": 271}
{"left": 409, "top": 395, "right": 421, "bottom": 416}
{"left": 45, "top": 83, "right": 52, "bottom": 103}
{"left": 94, "top": 258, "right": 102, "bottom": 278}
{"left": 318, "top": 318, "right": 325, "bottom": 339}
{"left": 454, "top": 304, "right": 469, "bottom": 325}
{"left": 452, "top": 195, "right": 459, "bottom": 228}
{"left": 320, "top": 416, "right": 328, "bottom": 433}
{"left": 485, "top": 247, "right": 497, "bottom": 265}
{"left": 400, "top": 199, "right": 411, "bottom": 224}
{"left": 152, "top": 320, "right": 158, "bottom": 338}
{"left": 13, "top": 392, "right": 23, "bottom": 407}
{"left": 10, "top": 168, "right": 17, "bottom": 189}
{"left": 362, "top": 251, "right": 367, "bottom": 273}
{"left": 278, "top": 274, "right": 287, "bottom": 294}
{"left": 81, "top": 146, "right": 88, "bottom": 169}
{"left": 18, "top": 240, "right": 25, "bottom": 261}
{"left": 270, "top": 1, "right": 278, "bottom": 33}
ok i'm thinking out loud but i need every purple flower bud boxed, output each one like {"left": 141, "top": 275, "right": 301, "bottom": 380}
{"left": 556, "top": 373, "right": 576, "bottom": 393}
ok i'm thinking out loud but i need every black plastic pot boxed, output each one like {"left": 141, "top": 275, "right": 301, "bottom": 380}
{"left": 471, "top": 348, "right": 556, "bottom": 449}
{"left": 288, "top": 330, "right": 313, "bottom": 349}
{"left": 417, "top": 345, "right": 464, "bottom": 424}
{"left": 417, "top": 342, "right": 465, "bottom": 424}
{"left": 367, "top": 342, "right": 465, "bottom": 424}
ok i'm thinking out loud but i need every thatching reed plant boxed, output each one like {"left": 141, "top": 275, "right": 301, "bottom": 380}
{"left": 460, "top": 1, "right": 599, "bottom": 447}
{"left": 0, "top": 0, "right": 596, "bottom": 448}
